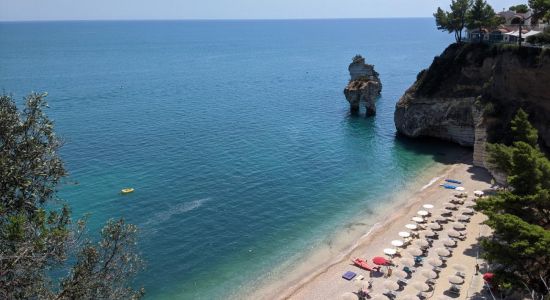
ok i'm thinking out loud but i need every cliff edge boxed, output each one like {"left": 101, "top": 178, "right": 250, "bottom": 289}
{"left": 394, "top": 43, "right": 550, "bottom": 175}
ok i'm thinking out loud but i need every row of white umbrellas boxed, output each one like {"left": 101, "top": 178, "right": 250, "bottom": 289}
{"left": 342, "top": 193, "right": 479, "bottom": 299}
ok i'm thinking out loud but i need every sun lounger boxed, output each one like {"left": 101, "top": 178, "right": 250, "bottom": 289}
{"left": 446, "top": 179, "right": 462, "bottom": 184}
{"left": 442, "top": 184, "right": 457, "bottom": 189}
{"left": 456, "top": 271, "right": 465, "bottom": 278}
{"left": 342, "top": 271, "right": 356, "bottom": 280}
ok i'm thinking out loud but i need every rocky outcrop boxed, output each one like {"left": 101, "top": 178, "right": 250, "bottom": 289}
{"left": 395, "top": 43, "right": 550, "bottom": 176}
{"left": 344, "top": 55, "right": 382, "bottom": 116}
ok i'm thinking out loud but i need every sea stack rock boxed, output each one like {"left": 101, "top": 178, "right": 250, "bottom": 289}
{"left": 344, "top": 55, "right": 382, "bottom": 116}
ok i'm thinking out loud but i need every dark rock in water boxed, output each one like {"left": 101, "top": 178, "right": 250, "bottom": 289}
{"left": 344, "top": 55, "right": 382, "bottom": 116}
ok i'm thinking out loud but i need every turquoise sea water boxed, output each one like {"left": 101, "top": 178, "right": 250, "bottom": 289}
{"left": 0, "top": 19, "right": 460, "bottom": 298}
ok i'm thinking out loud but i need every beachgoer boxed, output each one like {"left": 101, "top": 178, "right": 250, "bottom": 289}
{"left": 475, "top": 263, "right": 479, "bottom": 275}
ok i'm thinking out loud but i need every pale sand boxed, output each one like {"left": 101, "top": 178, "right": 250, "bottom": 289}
{"left": 247, "top": 161, "right": 494, "bottom": 300}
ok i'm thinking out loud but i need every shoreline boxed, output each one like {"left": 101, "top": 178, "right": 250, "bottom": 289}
{"left": 242, "top": 154, "right": 492, "bottom": 299}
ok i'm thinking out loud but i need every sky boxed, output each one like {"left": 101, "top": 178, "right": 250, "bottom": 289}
{"left": 0, "top": 0, "right": 525, "bottom": 21}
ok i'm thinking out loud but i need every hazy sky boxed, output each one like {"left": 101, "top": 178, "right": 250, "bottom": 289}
{"left": 0, "top": 0, "right": 525, "bottom": 21}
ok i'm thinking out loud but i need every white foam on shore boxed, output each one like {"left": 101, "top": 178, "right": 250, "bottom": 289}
{"left": 345, "top": 222, "right": 381, "bottom": 257}
{"left": 421, "top": 176, "right": 441, "bottom": 191}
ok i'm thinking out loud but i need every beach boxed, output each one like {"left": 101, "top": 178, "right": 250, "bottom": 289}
{"left": 247, "top": 160, "right": 494, "bottom": 300}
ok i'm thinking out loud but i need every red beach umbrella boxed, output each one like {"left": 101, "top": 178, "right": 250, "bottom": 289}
{"left": 483, "top": 273, "right": 495, "bottom": 282}
{"left": 372, "top": 256, "right": 389, "bottom": 265}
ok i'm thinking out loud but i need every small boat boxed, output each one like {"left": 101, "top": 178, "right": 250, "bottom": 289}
{"left": 352, "top": 258, "right": 380, "bottom": 272}
{"left": 445, "top": 179, "right": 462, "bottom": 184}
{"left": 441, "top": 184, "right": 457, "bottom": 189}
{"left": 121, "top": 188, "right": 134, "bottom": 194}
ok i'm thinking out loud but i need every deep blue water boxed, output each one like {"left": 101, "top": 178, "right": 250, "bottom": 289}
{"left": 0, "top": 19, "right": 457, "bottom": 298}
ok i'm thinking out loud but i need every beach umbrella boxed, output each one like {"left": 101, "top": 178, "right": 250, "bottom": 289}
{"left": 383, "top": 280, "right": 400, "bottom": 291}
{"left": 427, "top": 223, "right": 441, "bottom": 230}
{"left": 354, "top": 280, "right": 370, "bottom": 290}
{"left": 449, "top": 275, "right": 464, "bottom": 284}
{"left": 420, "top": 268, "right": 438, "bottom": 279}
{"left": 442, "top": 239, "right": 456, "bottom": 247}
{"left": 340, "top": 292, "right": 359, "bottom": 300}
{"left": 474, "top": 190, "right": 484, "bottom": 197}
{"left": 434, "top": 215, "right": 447, "bottom": 222}
{"left": 400, "top": 257, "right": 415, "bottom": 267}
{"left": 457, "top": 215, "right": 470, "bottom": 222}
{"left": 422, "top": 230, "right": 436, "bottom": 238}
{"left": 407, "top": 247, "right": 422, "bottom": 256}
{"left": 417, "top": 210, "right": 429, "bottom": 217}
{"left": 411, "top": 281, "right": 430, "bottom": 292}
{"left": 483, "top": 273, "right": 495, "bottom": 282}
{"left": 447, "top": 229, "right": 461, "bottom": 238}
{"left": 461, "top": 208, "right": 474, "bottom": 214}
{"left": 452, "top": 222, "right": 466, "bottom": 230}
{"left": 427, "top": 258, "right": 443, "bottom": 267}
{"left": 435, "top": 247, "right": 451, "bottom": 257}
{"left": 444, "top": 202, "right": 456, "bottom": 208}
{"left": 455, "top": 187, "right": 465, "bottom": 191}
{"left": 391, "top": 240, "right": 404, "bottom": 247}
{"left": 405, "top": 224, "right": 418, "bottom": 230}
{"left": 414, "top": 239, "right": 429, "bottom": 248}
{"left": 393, "top": 269, "right": 408, "bottom": 279}
{"left": 423, "top": 204, "right": 434, "bottom": 210}
{"left": 373, "top": 256, "right": 390, "bottom": 266}
{"left": 384, "top": 248, "right": 397, "bottom": 256}
{"left": 464, "top": 200, "right": 476, "bottom": 207}
{"left": 412, "top": 217, "right": 424, "bottom": 223}
{"left": 399, "top": 231, "right": 411, "bottom": 238}
{"left": 453, "top": 264, "right": 466, "bottom": 272}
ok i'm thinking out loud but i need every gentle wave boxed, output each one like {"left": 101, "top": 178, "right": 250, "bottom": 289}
{"left": 421, "top": 176, "right": 441, "bottom": 191}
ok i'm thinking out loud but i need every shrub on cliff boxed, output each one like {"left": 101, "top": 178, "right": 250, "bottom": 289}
{"left": 477, "top": 109, "right": 550, "bottom": 297}
{"left": 0, "top": 93, "right": 144, "bottom": 299}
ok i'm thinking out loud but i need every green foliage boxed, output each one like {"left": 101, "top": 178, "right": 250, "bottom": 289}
{"left": 0, "top": 93, "right": 143, "bottom": 299}
{"left": 434, "top": 0, "right": 472, "bottom": 42}
{"left": 529, "top": 0, "right": 550, "bottom": 19}
{"left": 510, "top": 109, "right": 539, "bottom": 147}
{"left": 480, "top": 213, "right": 550, "bottom": 292}
{"left": 527, "top": 27, "right": 550, "bottom": 45}
{"left": 486, "top": 143, "right": 513, "bottom": 173}
{"left": 466, "top": 0, "right": 500, "bottom": 41}
{"left": 510, "top": 4, "right": 530, "bottom": 13}
{"left": 479, "top": 109, "right": 550, "bottom": 296}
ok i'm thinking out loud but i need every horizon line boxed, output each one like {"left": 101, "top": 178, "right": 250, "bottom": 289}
{"left": 0, "top": 16, "right": 434, "bottom": 23}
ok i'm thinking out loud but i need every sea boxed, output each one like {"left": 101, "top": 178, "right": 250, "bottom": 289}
{"left": 0, "top": 18, "right": 462, "bottom": 299}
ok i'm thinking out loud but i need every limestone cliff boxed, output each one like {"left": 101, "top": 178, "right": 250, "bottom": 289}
{"left": 344, "top": 55, "right": 382, "bottom": 116}
{"left": 394, "top": 43, "right": 550, "bottom": 175}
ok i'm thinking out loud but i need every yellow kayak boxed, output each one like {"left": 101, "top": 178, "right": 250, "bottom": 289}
{"left": 121, "top": 188, "right": 134, "bottom": 194}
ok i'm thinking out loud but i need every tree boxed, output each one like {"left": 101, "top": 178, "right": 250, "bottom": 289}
{"left": 510, "top": 4, "right": 530, "bottom": 13}
{"left": 466, "top": 0, "right": 499, "bottom": 42}
{"left": 478, "top": 109, "right": 550, "bottom": 297}
{"left": 529, "top": 0, "right": 550, "bottom": 20}
{"left": 0, "top": 93, "right": 144, "bottom": 299}
{"left": 510, "top": 109, "right": 539, "bottom": 147}
{"left": 434, "top": 0, "right": 473, "bottom": 43}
